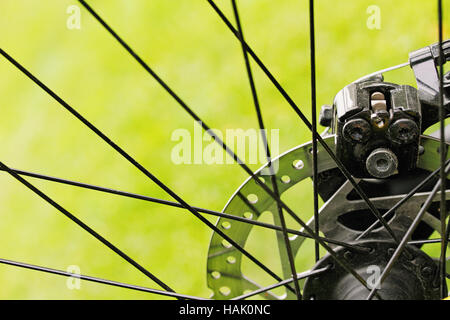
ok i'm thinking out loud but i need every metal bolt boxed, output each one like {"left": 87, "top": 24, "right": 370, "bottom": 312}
{"left": 366, "top": 148, "right": 398, "bottom": 179}
{"left": 342, "top": 118, "right": 371, "bottom": 143}
{"left": 388, "top": 119, "right": 419, "bottom": 144}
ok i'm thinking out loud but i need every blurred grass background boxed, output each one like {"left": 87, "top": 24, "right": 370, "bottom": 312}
{"left": 0, "top": 0, "right": 448, "bottom": 299}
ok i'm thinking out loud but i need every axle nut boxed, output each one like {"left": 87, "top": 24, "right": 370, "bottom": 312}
{"left": 366, "top": 148, "right": 398, "bottom": 178}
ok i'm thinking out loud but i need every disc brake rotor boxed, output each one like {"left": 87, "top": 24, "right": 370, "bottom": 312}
{"left": 206, "top": 135, "right": 449, "bottom": 300}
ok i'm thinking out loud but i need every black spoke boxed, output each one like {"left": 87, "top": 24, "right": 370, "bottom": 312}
{"left": 445, "top": 221, "right": 450, "bottom": 258}
{"left": 77, "top": 0, "right": 392, "bottom": 253}
{"left": 367, "top": 162, "right": 450, "bottom": 300}
{"left": 0, "top": 166, "right": 370, "bottom": 251}
{"left": 231, "top": 266, "right": 330, "bottom": 300}
{"left": 206, "top": 0, "right": 399, "bottom": 245}
{"left": 231, "top": 0, "right": 301, "bottom": 300}
{"left": 0, "top": 49, "right": 295, "bottom": 295}
{"left": 0, "top": 161, "right": 176, "bottom": 294}
{"left": 0, "top": 0, "right": 444, "bottom": 301}
{"left": 75, "top": 0, "right": 372, "bottom": 292}
{"left": 309, "top": 0, "right": 320, "bottom": 263}
{"left": 408, "top": 238, "right": 450, "bottom": 245}
{"left": 1, "top": 1, "right": 388, "bottom": 298}
{"left": 0, "top": 258, "right": 206, "bottom": 300}
{"left": 437, "top": 0, "right": 447, "bottom": 299}
{"left": 76, "top": 0, "right": 305, "bottom": 233}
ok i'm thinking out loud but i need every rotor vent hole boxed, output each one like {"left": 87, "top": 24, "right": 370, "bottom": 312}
{"left": 226, "top": 256, "right": 236, "bottom": 264}
{"left": 281, "top": 175, "right": 291, "bottom": 184}
{"left": 247, "top": 194, "right": 258, "bottom": 204}
{"left": 337, "top": 209, "right": 394, "bottom": 232}
{"left": 221, "top": 221, "right": 231, "bottom": 230}
{"left": 292, "top": 160, "right": 304, "bottom": 170}
{"left": 211, "top": 271, "right": 221, "bottom": 279}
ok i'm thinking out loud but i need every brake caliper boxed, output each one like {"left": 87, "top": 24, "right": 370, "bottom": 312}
{"left": 332, "top": 78, "right": 421, "bottom": 179}
{"left": 320, "top": 40, "right": 450, "bottom": 179}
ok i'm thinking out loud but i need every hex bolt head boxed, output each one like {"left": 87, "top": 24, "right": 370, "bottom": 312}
{"left": 366, "top": 148, "right": 398, "bottom": 178}
{"left": 342, "top": 118, "right": 372, "bottom": 143}
{"left": 387, "top": 119, "right": 419, "bottom": 144}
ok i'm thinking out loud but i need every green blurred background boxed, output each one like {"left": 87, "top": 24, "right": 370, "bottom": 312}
{"left": 0, "top": 0, "right": 448, "bottom": 299}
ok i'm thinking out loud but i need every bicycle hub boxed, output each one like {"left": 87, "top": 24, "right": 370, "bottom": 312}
{"left": 303, "top": 241, "right": 442, "bottom": 300}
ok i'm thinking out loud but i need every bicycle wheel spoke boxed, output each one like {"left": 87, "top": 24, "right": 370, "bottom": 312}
{"left": 76, "top": 0, "right": 302, "bottom": 228}
{"left": 445, "top": 222, "right": 450, "bottom": 254}
{"left": 0, "top": 48, "right": 295, "bottom": 294}
{"left": 309, "top": 0, "right": 320, "bottom": 263}
{"left": 231, "top": 0, "right": 301, "bottom": 300}
{"left": 231, "top": 266, "right": 330, "bottom": 300}
{"left": 367, "top": 162, "right": 450, "bottom": 300}
{"left": 74, "top": 2, "right": 387, "bottom": 293}
{"left": 0, "top": 1, "right": 444, "bottom": 301}
{"left": 2, "top": 1, "right": 384, "bottom": 298}
{"left": 0, "top": 161, "right": 176, "bottom": 294}
{"left": 75, "top": 0, "right": 314, "bottom": 247}
{"left": 0, "top": 166, "right": 369, "bottom": 251}
{"left": 408, "top": 238, "right": 450, "bottom": 245}
{"left": 206, "top": 0, "right": 399, "bottom": 245}
{"left": 437, "top": 0, "right": 447, "bottom": 299}
{"left": 0, "top": 258, "right": 206, "bottom": 300}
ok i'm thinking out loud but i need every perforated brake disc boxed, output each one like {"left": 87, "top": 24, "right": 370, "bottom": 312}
{"left": 206, "top": 135, "right": 450, "bottom": 300}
